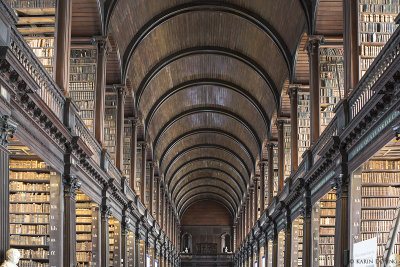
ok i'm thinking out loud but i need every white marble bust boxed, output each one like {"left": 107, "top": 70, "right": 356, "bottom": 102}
{"left": 1, "top": 249, "right": 20, "bottom": 267}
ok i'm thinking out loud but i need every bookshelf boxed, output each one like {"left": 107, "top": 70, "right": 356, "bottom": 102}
{"left": 291, "top": 216, "right": 303, "bottom": 267}
{"left": 104, "top": 87, "right": 117, "bottom": 163}
{"left": 8, "top": 143, "right": 62, "bottom": 267}
{"left": 277, "top": 230, "right": 285, "bottom": 266}
{"left": 136, "top": 145, "right": 142, "bottom": 197}
{"left": 7, "top": 0, "right": 56, "bottom": 76}
{"left": 267, "top": 239, "right": 273, "bottom": 267}
{"left": 358, "top": 158, "right": 400, "bottom": 265}
{"left": 284, "top": 124, "right": 291, "bottom": 180}
{"left": 359, "top": 0, "right": 399, "bottom": 78}
{"left": 312, "top": 191, "right": 336, "bottom": 267}
{"left": 273, "top": 146, "right": 278, "bottom": 197}
{"left": 319, "top": 47, "right": 344, "bottom": 133}
{"left": 109, "top": 216, "right": 121, "bottom": 266}
{"left": 69, "top": 48, "right": 97, "bottom": 134}
{"left": 127, "top": 231, "right": 135, "bottom": 266}
{"left": 123, "top": 122, "right": 132, "bottom": 182}
{"left": 297, "top": 91, "right": 310, "bottom": 162}
{"left": 76, "top": 192, "right": 99, "bottom": 267}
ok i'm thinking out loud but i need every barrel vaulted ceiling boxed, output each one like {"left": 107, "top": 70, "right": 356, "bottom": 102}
{"left": 107, "top": 0, "right": 309, "bottom": 218}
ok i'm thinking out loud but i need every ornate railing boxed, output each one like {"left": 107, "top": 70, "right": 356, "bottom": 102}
{"left": 9, "top": 26, "right": 65, "bottom": 120}
{"left": 348, "top": 22, "right": 400, "bottom": 120}
{"left": 312, "top": 116, "right": 338, "bottom": 163}
{"left": 75, "top": 115, "right": 101, "bottom": 164}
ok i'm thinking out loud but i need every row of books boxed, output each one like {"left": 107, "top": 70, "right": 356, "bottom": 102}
{"left": 360, "top": 58, "right": 376, "bottom": 70}
{"left": 320, "top": 245, "right": 335, "bottom": 255}
{"left": 70, "top": 66, "right": 96, "bottom": 74}
{"left": 10, "top": 203, "right": 50, "bottom": 213}
{"left": 359, "top": 3, "right": 399, "bottom": 13}
{"left": 25, "top": 38, "right": 54, "bottom": 48}
{"left": 77, "top": 252, "right": 92, "bottom": 262}
{"left": 76, "top": 209, "right": 92, "bottom": 216}
{"left": 69, "top": 82, "right": 95, "bottom": 92}
{"left": 362, "top": 209, "right": 395, "bottom": 220}
{"left": 19, "top": 261, "right": 49, "bottom": 267}
{"left": 361, "top": 220, "right": 393, "bottom": 232}
{"left": 319, "top": 255, "right": 334, "bottom": 267}
{"left": 360, "top": 14, "right": 396, "bottom": 23}
{"left": 78, "top": 110, "right": 94, "bottom": 119}
{"left": 360, "top": 22, "right": 397, "bottom": 33}
{"left": 10, "top": 214, "right": 49, "bottom": 223}
{"left": 320, "top": 217, "right": 335, "bottom": 225}
{"left": 361, "top": 44, "right": 384, "bottom": 57}
{"left": 10, "top": 235, "right": 48, "bottom": 245}
{"left": 362, "top": 186, "right": 400, "bottom": 195}
{"left": 77, "top": 234, "right": 91, "bottom": 241}
{"left": 76, "top": 225, "right": 91, "bottom": 232}
{"left": 10, "top": 193, "right": 50, "bottom": 202}
{"left": 10, "top": 224, "right": 48, "bottom": 235}
{"left": 77, "top": 241, "right": 92, "bottom": 251}
{"left": 70, "top": 73, "right": 96, "bottom": 82}
{"left": 7, "top": 0, "right": 55, "bottom": 8}
{"left": 320, "top": 236, "right": 335, "bottom": 244}
{"left": 360, "top": 32, "right": 393, "bottom": 43}
{"left": 361, "top": 233, "right": 400, "bottom": 244}
{"left": 10, "top": 182, "right": 50, "bottom": 191}
{"left": 9, "top": 160, "right": 47, "bottom": 169}
{"left": 19, "top": 248, "right": 48, "bottom": 259}
{"left": 363, "top": 160, "right": 400, "bottom": 170}
{"left": 361, "top": 197, "right": 399, "bottom": 207}
{"left": 10, "top": 172, "right": 49, "bottom": 181}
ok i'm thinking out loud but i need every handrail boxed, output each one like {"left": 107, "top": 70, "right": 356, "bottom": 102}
{"left": 74, "top": 114, "right": 102, "bottom": 164}
{"left": 9, "top": 26, "right": 65, "bottom": 120}
{"left": 348, "top": 23, "right": 400, "bottom": 120}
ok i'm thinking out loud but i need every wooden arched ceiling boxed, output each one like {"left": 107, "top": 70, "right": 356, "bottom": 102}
{"left": 108, "top": 0, "right": 308, "bottom": 217}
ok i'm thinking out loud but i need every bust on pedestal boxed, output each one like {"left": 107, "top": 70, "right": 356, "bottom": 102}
{"left": 1, "top": 249, "right": 20, "bottom": 267}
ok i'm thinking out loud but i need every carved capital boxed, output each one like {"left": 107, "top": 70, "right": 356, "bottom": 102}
{"left": 0, "top": 115, "right": 17, "bottom": 148}
{"left": 330, "top": 174, "right": 348, "bottom": 196}
{"left": 287, "top": 84, "right": 300, "bottom": 99}
{"left": 63, "top": 175, "right": 82, "bottom": 199}
{"left": 306, "top": 35, "right": 324, "bottom": 57}
{"left": 91, "top": 36, "right": 111, "bottom": 55}
{"left": 101, "top": 204, "right": 112, "bottom": 217}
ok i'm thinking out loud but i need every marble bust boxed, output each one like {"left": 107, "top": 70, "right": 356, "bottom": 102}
{"left": 1, "top": 249, "right": 20, "bottom": 267}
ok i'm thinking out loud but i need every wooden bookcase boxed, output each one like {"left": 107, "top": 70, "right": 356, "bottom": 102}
{"left": 273, "top": 146, "right": 278, "bottom": 197}
{"left": 8, "top": 141, "right": 62, "bottom": 267}
{"left": 104, "top": 87, "right": 117, "bottom": 163}
{"left": 109, "top": 216, "right": 121, "bottom": 266}
{"left": 359, "top": 0, "right": 399, "bottom": 78}
{"left": 75, "top": 192, "right": 99, "bottom": 267}
{"left": 312, "top": 191, "right": 336, "bottom": 267}
{"left": 297, "top": 91, "right": 310, "bottom": 162}
{"left": 69, "top": 48, "right": 97, "bottom": 134}
{"left": 7, "top": 0, "right": 56, "bottom": 76}
{"left": 284, "top": 124, "right": 291, "bottom": 181}
{"left": 123, "top": 122, "right": 132, "bottom": 182}
{"left": 277, "top": 230, "right": 285, "bottom": 266}
{"left": 291, "top": 216, "right": 303, "bottom": 267}
{"left": 136, "top": 145, "right": 142, "bottom": 197}
{"left": 127, "top": 231, "right": 135, "bottom": 266}
{"left": 319, "top": 47, "right": 344, "bottom": 133}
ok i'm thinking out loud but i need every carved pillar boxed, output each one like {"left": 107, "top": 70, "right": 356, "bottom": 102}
{"left": 254, "top": 177, "right": 259, "bottom": 222}
{"left": 333, "top": 172, "right": 350, "bottom": 266}
{"left": 101, "top": 192, "right": 112, "bottom": 266}
{"left": 63, "top": 175, "right": 81, "bottom": 267}
{"left": 54, "top": 0, "right": 72, "bottom": 93}
{"left": 116, "top": 86, "right": 126, "bottom": 171}
{"left": 267, "top": 143, "right": 274, "bottom": 204}
{"left": 301, "top": 188, "right": 312, "bottom": 267}
{"left": 160, "top": 184, "right": 165, "bottom": 229}
{"left": 272, "top": 227, "right": 278, "bottom": 267}
{"left": 149, "top": 162, "right": 154, "bottom": 216}
{"left": 307, "top": 36, "right": 323, "bottom": 143}
{"left": 259, "top": 162, "right": 266, "bottom": 214}
{"left": 130, "top": 118, "right": 138, "bottom": 190}
{"left": 121, "top": 215, "right": 128, "bottom": 267}
{"left": 135, "top": 230, "right": 141, "bottom": 267}
{"left": 288, "top": 86, "right": 299, "bottom": 171}
{"left": 343, "top": 0, "right": 359, "bottom": 96}
{"left": 249, "top": 188, "right": 254, "bottom": 228}
{"left": 141, "top": 143, "right": 147, "bottom": 205}
{"left": 0, "top": 115, "right": 16, "bottom": 262}
{"left": 284, "top": 210, "right": 292, "bottom": 267}
{"left": 246, "top": 198, "right": 250, "bottom": 233}
{"left": 92, "top": 36, "right": 108, "bottom": 145}
{"left": 156, "top": 177, "right": 161, "bottom": 223}
{"left": 277, "top": 120, "right": 284, "bottom": 191}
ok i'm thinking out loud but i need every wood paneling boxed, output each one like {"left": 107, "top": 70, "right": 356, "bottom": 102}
{"left": 315, "top": 0, "right": 343, "bottom": 36}
{"left": 182, "top": 200, "right": 232, "bottom": 226}
{"left": 71, "top": 0, "right": 101, "bottom": 37}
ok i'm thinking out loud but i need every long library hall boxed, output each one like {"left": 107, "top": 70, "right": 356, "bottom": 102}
{"left": 0, "top": 0, "right": 399, "bottom": 267}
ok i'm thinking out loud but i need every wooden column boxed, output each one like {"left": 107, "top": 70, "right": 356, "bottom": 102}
{"left": 63, "top": 174, "right": 81, "bottom": 267}
{"left": 92, "top": 36, "right": 108, "bottom": 145}
{"left": 101, "top": 205, "right": 111, "bottom": 266}
{"left": 54, "top": 0, "right": 72, "bottom": 94}
{"left": 156, "top": 177, "right": 161, "bottom": 223}
{"left": 130, "top": 118, "right": 138, "bottom": 190}
{"left": 272, "top": 229, "right": 278, "bottom": 267}
{"left": 149, "top": 162, "right": 154, "bottom": 216}
{"left": 121, "top": 219, "right": 128, "bottom": 267}
{"left": 333, "top": 173, "right": 350, "bottom": 266}
{"left": 259, "top": 162, "right": 266, "bottom": 214}
{"left": 288, "top": 86, "right": 299, "bottom": 171}
{"left": 277, "top": 120, "right": 284, "bottom": 191}
{"left": 307, "top": 36, "right": 323, "bottom": 144}
{"left": 0, "top": 115, "right": 16, "bottom": 262}
{"left": 249, "top": 188, "right": 253, "bottom": 228}
{"left": 140, "top": 143, "right": 147, "bottom": 205}
{"left": 116, "top": 86, "right": 126, "bottom": 171}
{"left": 301, "top": 188, "right": 312, "bottom": 267}
{"left": 135, "top": 231, "right": 141, "bottom": 267}
{"left": 284, "top": 210, "right": 292, "bottom": 267}
{"left": 160, "top": 184, "right": 165, "bottom": 229}
{"left": 343, "top": 0, "right": 359, "bottom": 96}
{"left": 254, "top": 177, "right": 258, "bottom": 222}
{"left": 267, "top": 143, "right": 274, "bottom": 204}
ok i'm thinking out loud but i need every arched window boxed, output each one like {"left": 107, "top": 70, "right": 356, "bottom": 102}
{"left": 181, "top": 232, "right": 192, "bottom": 253}
{"left": 220, "top": 232, "right": 231, "bottom": 253}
